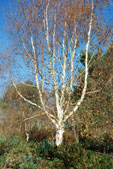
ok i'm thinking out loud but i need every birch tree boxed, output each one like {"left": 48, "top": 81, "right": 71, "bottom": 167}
{"left": 3, "top": 0, "right": 112, "bottom": 146}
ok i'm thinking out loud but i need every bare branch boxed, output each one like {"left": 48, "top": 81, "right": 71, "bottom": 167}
{"left": 64, "top": 0, "right": 94, "bottom": 122}
{"left": 60, "top": 22, "right": 67, "bottom": 106}
{"left": 12, "top": 82, "right": 40, "bottom": 108}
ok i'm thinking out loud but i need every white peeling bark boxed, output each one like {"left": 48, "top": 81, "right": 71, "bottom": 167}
{"left": 54, "top": 86, "right": 64, "bottom": 146}
{"left": 56, "top": 122, "right": 64, "bottom": 146}
{"left": 25, "top": 132, "right": 30, "bottom": 142}
{"left": 55, "top": 105, "right": 64, "bottom": 146}
{"left": 60, "top": 22, "right": 67, "bottom": 105}
{"left": 30, "top": 21, "right": 58, "bottom": 128}
{"left": 70, "top": 26, "right": 77, "bottom": 90}
{"left": 64, "top": 0, "right": 94, "bottom": 122}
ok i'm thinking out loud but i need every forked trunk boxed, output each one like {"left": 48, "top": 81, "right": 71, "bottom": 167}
{"left": 56, "top": 125, "right": 64, "bottom": 147}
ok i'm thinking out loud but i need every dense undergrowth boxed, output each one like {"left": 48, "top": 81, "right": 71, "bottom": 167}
{"left": 0, "top": 135, "right": 113, "bottom": 169}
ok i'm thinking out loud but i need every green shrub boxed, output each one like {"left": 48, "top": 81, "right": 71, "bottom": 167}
{"left": 85, "top": 150, "right": 113, "bottom": 169}
{"left": 45, "top": 158, "right": 64, "bottom": 168}
{"left": 80, "top": 133, "right": 113, "bottom": 153}
{"left": 6, "top": 141, "right": 37, "bottom": 168}
{"left": 36, "top": 140, "right": 56, "bottom": 159}
{"left": 0, "top": 136, "right": 37, "bottom": 168}
{"left": 0, "top": 136, "right": 113, "bottom": 169}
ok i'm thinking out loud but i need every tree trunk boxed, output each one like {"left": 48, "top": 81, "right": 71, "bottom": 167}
{"left": 56, "top": 125, "right": 64, "bottom": 146}
{"left": 73, "top": 127, "right": 79, "bottom": 143}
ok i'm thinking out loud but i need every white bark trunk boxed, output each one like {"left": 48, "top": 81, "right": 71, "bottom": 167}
{"left": 56, "top": 125, "right": 64, "bottom": 146}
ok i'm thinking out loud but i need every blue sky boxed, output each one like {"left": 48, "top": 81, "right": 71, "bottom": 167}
{"left": 0, "top": 0, "right": 10, "bottom": 51}
{"left": 0, "top": 0, "right": 11, "bottom": 98}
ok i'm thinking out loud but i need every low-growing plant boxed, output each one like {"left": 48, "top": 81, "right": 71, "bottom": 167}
{"left": 80, "top": 133, "right": 113, "bottom": 153}
{"left": 0, "top": 136, "right": 113, "bottom": 169}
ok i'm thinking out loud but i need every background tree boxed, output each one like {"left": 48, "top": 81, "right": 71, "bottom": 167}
{"left": 71, "top": 43, "right": 113, "bottom": 141}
